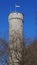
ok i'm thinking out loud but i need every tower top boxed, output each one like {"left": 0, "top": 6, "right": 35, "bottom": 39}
{"left": 8, "top": 12, "right": 24, "bottom": 21}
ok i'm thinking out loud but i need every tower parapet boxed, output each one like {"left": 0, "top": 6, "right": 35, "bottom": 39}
{"left": 9, "top": 12, "right": 24, "bottom": 20}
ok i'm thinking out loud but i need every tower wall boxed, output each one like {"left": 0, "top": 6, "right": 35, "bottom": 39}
{"left": 8, "top": 12, "right": 24, "bottom": 65}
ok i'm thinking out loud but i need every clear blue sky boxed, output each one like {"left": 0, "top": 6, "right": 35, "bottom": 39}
{"left": 0, "top": 0, "right": 37, "bottom": 41}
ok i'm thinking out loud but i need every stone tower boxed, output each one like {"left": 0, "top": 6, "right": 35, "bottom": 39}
{"left": 8, "top": 12, "right": 24, "bottom": 65}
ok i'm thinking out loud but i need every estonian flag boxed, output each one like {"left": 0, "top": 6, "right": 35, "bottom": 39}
{"left": 15, "top": 5, "right": 20, "bottom": 7}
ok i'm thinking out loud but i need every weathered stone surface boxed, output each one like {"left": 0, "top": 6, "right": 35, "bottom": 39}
{"left": 8, "top": 12, "right": 24, "bottom": 65}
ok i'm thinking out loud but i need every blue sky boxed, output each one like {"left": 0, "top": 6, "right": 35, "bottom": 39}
{"left": 0, "top": 0, "right": 37, "bottom": 41}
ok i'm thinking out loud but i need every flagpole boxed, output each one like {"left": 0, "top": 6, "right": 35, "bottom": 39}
{"left": 15, "top": 4, "right": 16, "bottom": 12}
{"left": 10, "top": 5, "right": 11, "bottom": 13}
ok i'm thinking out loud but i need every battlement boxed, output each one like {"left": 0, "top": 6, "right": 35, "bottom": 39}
{"left": 8, "top": 12, "right": 24, "bottom": 21}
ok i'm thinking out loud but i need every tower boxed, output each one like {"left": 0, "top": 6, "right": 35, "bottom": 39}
{"left": 8, "top": 12, "right": 24, "bottom": 65}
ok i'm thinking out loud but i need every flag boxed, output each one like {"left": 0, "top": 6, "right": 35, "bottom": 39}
{"left": 15, "top": 5, "right": 20, "bottom": 7}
